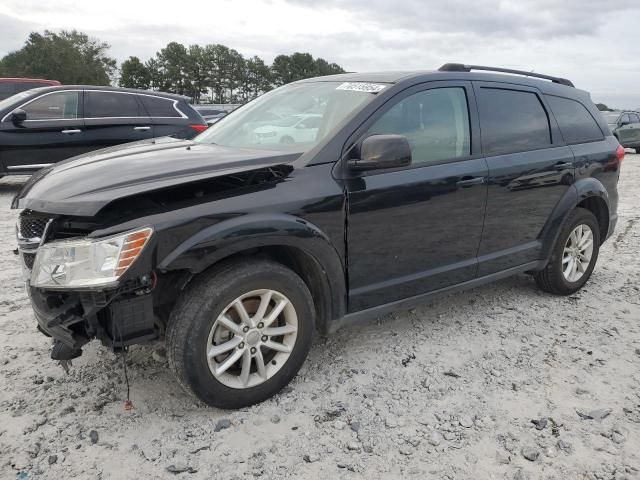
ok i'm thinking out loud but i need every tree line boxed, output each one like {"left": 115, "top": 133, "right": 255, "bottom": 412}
{"left": 119, "top": 43, "right": 345, "bottom": 103}
{"left": 0, "top": 30, "right": 346, "bottom": 104}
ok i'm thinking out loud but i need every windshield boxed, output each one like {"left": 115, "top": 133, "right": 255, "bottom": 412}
{"left": 603, "top": 112, "right": 620, "bottom": 124}
{"left": 194, "top": 81, "right": 384, "bottom": 152}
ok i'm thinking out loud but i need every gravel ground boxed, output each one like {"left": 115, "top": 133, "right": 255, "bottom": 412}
{"left": 1, "top": 157, "right": 639, "bottom": 480}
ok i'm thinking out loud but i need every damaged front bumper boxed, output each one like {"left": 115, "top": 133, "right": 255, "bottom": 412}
{"left": 26, "top": 279, "right": 159, "bottom": 358}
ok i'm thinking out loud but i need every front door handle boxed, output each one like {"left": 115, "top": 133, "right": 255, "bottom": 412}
{"left": 554, "top": 162, "right": 573, "bottom": 170}
{"left": 456, "top": 176, "right": 485, "bottom": 187}
{"left": 134, "top": 126, "right": 151, "bottom": 131}
{"left": 61, "top": 129, "right": 81, "bottom": 135}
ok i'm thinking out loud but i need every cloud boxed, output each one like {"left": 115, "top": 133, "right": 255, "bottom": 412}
{"left": 0, "top": 14, "right": 39, "bottom": 57}
{"left": 283, "top": 0, "right": 638, "bottom": 38}
{"left": 1, "top": 0, "right": 639, "bottom": 108}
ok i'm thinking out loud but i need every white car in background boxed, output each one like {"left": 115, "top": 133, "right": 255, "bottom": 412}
{"left": 253, "top": 113, "right": 322, "bottom": 145}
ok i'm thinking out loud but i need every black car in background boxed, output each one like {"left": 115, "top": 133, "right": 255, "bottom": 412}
{"left": 602, "top": 110, "right": 640, "bottom": 150}
{"left": 0, "top": 86, "right": 207, "bottom": 176}
{"left": 0, "top": 78, "right": 61, "bottom": 100}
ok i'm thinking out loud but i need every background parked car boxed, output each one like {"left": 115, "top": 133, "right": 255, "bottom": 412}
{"left": 0, "top": 86, "right": 207, "bottom": 175}
{"left": 0, "top": 78, "right": 61, "bottom": 101}
{"left": 193, "top": 104, "right": 239, "bottom": 125}
{"left": 603, "top": 110, "right": 640, "bottom": 150}
{"left": 253, "top": 113, "right": 322, "bottom": 145}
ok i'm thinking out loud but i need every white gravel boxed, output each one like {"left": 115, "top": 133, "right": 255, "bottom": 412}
{"left": 1, "top": 157, "right": 639, "bottom": 479}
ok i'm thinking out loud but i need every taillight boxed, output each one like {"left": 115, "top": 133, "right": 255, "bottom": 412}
{"left": 616, "top": 144, "right": 625, "bottom": 164}
{"left": 190, "top": 124, "right": 208, "bottom": 133}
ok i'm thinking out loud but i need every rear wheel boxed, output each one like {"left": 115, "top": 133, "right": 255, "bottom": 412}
{"left": 167, "top": 259, "right": 315, "bottom": 409}
{"left": 535, "top": 208, "right": 600, "bottom": 295}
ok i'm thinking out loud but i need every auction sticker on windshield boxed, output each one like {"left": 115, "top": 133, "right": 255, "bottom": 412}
{"left": 336, "top": 82, "right": 387, "bottom": 93}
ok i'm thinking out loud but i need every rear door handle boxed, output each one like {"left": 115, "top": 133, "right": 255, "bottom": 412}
{"left": 61, "top": 129, "right": 81, "bottom": 135}
{"left": 456, "top": 176, "right": 485, "bottom": 187}
{"left": 554, "top": 162, "right": 573, "bottom": 170}
{"left": 134, "top": 126, "right": 151, "bottom": 131}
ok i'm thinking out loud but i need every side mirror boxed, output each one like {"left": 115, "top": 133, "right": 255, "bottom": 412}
{"left": 620, "top": 119, "right": 630, "bottom": 126}
{"left": 10, "top": 109, "right": 27, "bottom": 124}
{"left": 350, "top": 134, "right": 412, "bottom": 171}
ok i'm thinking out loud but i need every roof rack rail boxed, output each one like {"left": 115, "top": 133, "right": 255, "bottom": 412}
{"left": 438, "top": 63, "right": 575, "bottom": 87}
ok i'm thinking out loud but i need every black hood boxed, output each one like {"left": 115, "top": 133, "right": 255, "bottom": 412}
{"left": 13, "top": 137, "right": 301, "bottom": 216}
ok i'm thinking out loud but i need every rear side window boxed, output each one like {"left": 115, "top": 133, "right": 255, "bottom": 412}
{"left": 0, "top": 83, "right": 15, "bottom": 100}
{"left": 545, "top": 95, "right": 604, "bottom": 144}
{"left": 16, "top": 82, "right": 49, "bottom": 94}
{"left": 23, "top": 91, "right": 80, "bottom": 120}
{"left": 366, "top": 87, "right": 471, "bottom": 166}
{"left": 139, "top": 96, "right": 181, "bottom": 117}
{"left": 630, "top": 113, "right": 640, "bottom": 124}
{"left": 86, "top": 91, "right": 143, "bottom": 118}
{"left": 477, "top": 88, "right": 551, "bottom": 155}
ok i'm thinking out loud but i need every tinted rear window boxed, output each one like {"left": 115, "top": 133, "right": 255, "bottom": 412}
{"left": 86, "top": 91, "right": 143, "bottom": 117}
{"left": 15, "top": 82, "right": 53, "bottom": 93}
{"left": 545, "top": 95, "right": 604, "bottom": 144}
{"left": 0, "top": 83, "right": 14, "bottom": 100}
{"left": 140, "top": 96, "right": 181, "bottom": 117}
{"left": 477, "top": 88, "right": 551, "bottom": 155}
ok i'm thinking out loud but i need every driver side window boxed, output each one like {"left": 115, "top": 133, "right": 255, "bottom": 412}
{"left": 367, "top": 87, "right": 471, "bottom": 166}
{"left": 23, "top": 91, "right": 80, "bottom": 120}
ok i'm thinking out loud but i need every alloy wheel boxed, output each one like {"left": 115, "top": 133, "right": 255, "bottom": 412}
{"left": 562, "top": 224, "right": 594, "bottom": 282}
{"left": 206, "top": 289, "right": 298, "bottom": 389}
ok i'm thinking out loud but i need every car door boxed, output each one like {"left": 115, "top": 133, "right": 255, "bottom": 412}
{"left": 0, "top": 90, "right": 86, "bottom": 172}
{"left": 83, "top": 90, "right": 154, "bottom": 149}
{"left": 629, "top": 113, "right": 640, "bottom": 145}
{"left": 616, "top": 113, "right": 634, "bottom": 146}
{"left": 473, "top": 82, "right": 576, "bottom": 275}
{"left": 345, "top": 82, "right": 488, "bottom": 311}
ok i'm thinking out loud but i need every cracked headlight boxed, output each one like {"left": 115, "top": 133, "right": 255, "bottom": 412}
{"left": 31, "top": 227, "right": 153, "bottom": 289}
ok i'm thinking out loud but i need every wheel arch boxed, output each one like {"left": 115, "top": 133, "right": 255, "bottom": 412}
{"left": 158, "top": 213, "right": 346, "bottom": 334}
{"left": 539, "top": 178, "right": 611, "bottom": 263}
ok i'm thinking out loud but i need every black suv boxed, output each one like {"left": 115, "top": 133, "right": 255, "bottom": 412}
{"left": 602, "top": 110, "right": 640, "bottom": 150}
{"left": 0, "top": 86, "right": 207, "bottom": 176}
{"left": 13, "top": 64, "right": 622, "bottom": 409}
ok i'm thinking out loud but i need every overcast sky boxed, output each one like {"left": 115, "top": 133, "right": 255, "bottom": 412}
{"left": 1, "top": 0, "right": 639, "bottom": 108}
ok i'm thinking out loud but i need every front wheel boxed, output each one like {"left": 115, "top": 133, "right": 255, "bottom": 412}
{"left": 535, "top": 208, "right": 600, "bottom": 295}
{"left": 167, "top": 259, "right": 315, "bottom": 409}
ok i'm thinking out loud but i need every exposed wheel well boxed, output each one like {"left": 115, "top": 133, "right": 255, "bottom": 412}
{"left": 577, "top": 196, "right": 609, "bottom": 243}
{"left": 196, "top": 246, "right": 338, "bottom": 334}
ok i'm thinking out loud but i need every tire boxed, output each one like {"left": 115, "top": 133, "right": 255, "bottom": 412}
{"left": 535, "top": 207, "right": 600, "bottom": 295}
{"left": 167, "top": 258, "right": 315, "bottom": 409}
{"left": 279, "top": 136, "right": 294, "bottom": 145}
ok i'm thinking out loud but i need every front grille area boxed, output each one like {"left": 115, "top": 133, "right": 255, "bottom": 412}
{"left": 19, "top": 211, "right": 52, "bottom": 240}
